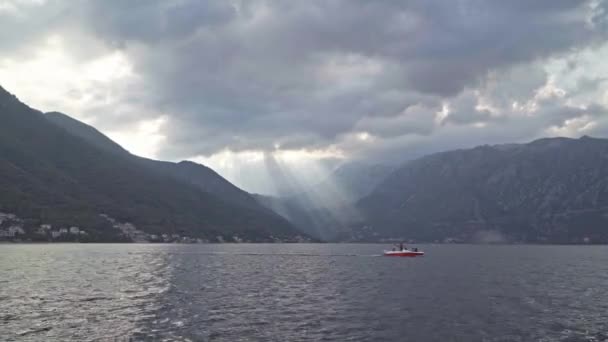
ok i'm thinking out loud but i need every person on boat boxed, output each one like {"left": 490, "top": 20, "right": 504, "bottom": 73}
{"left": 399, "top": 242, "right": 405, "bottom": 251}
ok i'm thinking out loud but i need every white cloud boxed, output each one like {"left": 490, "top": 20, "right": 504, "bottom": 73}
{"left": 0, "top": 34, "right": 134, "bottom": 119}
{"left": 106, "top": 116, "right": 168, "bottom": 158}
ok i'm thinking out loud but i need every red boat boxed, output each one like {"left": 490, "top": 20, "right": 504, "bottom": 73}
{"left": 383, "top": 248, "right": 424, "bottom": 257}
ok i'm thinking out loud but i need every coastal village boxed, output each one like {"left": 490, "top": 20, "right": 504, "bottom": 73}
{"left": 0, "top": 211, "right": 210, "bottom": 243}
{"left": 0, "top": 211, "right": 305, "bottom": 243}
{"left": 0, "top": 211, "right": 90, "bottom": 242}
{"left": 98, "top": 213, "right": 208, "bottom": 243}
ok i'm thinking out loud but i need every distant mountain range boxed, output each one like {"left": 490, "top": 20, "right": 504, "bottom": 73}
{"left": 254, "top": 161, "right": 395, "bottom": 240}
{"left": 0, "top": 85, "right": 308, "bottom": 242}
{"left": 354, "top": 137, "right": 608, "bottom": 243}
{"left": 256, "top": 137, "right": 608, "bottom": 244}
{"left": 3, "top": 84, "right": 608, "bottom": 244}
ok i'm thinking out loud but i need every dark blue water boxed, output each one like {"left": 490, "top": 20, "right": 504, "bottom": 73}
{"left": 1, "top": 244, "right": 608, "bottom": 341}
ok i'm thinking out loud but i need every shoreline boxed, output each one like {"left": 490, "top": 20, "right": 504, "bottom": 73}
{"left": 2, "top": 241, "right": 608, "bottom": 246}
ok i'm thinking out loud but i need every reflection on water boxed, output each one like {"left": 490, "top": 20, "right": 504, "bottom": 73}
{"left": 1, "top": 244, "right": 608, "bottom": 341}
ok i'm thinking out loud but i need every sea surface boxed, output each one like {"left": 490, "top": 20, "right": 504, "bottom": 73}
{"left": 1, "top": 244, "right": 608, "bottom": 342}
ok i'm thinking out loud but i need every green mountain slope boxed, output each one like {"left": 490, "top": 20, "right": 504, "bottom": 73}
{"left": 45, "top": 112, "right": 274, "bottom": 212}
{"left": 0, "top": 85, "right": 306, "bottom": 242}
{"left": 356, "top": 137, "right": 608, "bottom": 243}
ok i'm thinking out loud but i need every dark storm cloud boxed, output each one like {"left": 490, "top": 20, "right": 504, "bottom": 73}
{"left": 80, "top": 0, "right": 236, "bottom": 45}
{"left": 0, "top": 1, "right": 70, "bottom": 55}
{"left": 3, "top": 0, "right": 608, "bottom": 160}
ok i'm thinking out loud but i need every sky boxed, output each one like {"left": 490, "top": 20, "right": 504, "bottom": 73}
{"left": 1, "top": 0, "right": 608, "bottom": 194}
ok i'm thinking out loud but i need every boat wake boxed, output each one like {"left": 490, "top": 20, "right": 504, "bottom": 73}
{"left": 161, "top": 251, "right": 383, "bottom": 257}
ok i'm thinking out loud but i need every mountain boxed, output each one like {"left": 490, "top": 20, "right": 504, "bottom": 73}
{"left": 0, "top": 85, "right": 307, "bottom": 242}
{"left": 45, "top": 112, "right": 128, "bottom": 155}
{"left": 254, "top": 162, "right": 395, "bottom": 241}
{"left": 320, "top": 161, "right": 396, "bottom": 201}
{"left": 45, "top": 112, "right": 264, "bottom": 211}
{"left": 355, "top": 137, "right": 608, "bottom": 243}
{"left": 253, "top": 193, "right": 347, "bottom": 241}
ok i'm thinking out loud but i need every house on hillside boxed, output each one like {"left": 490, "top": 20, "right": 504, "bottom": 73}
{"left": 5, "top": 226, "right": 25, "bottom": 237}
{"left": 0, "top": 212, "right": 18, "bottom": 225}
{"left": 36, "top": 224, "right": 52, "bottom": 235}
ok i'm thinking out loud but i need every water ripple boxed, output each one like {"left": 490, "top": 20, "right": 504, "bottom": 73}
{"left": 1, "top": 244, "right": 608, "bottom": 341}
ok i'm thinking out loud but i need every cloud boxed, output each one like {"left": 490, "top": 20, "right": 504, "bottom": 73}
{"left": 1, "top": 0, "right": 608, "bottom": 169}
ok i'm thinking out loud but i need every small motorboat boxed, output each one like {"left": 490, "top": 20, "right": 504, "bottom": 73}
{"left": 383, "top": 248, "right": 424, "bottom": 257}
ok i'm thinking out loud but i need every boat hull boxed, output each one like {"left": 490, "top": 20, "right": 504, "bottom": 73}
{"left": 383, "top": 251, "right": 424, "bottom": 257}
